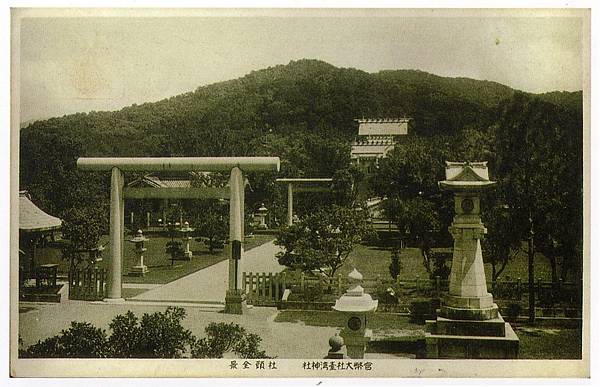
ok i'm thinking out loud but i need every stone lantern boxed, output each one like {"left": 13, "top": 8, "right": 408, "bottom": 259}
{"left": 129, "top": 229, "right": 149, "bottom": 276}
{"left": 332, "top": 268, "right": 378, "bottom": 359}
{"left": 180, "top": 221, "right": 194, "bottom": 259}
{"left": 425, "top": 161, "right": 519, "bottom": 359}
{"left": 256, "top": 204, "right": 268, "bottom": 229}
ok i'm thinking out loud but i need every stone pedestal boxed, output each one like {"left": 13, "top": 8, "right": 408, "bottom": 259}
{"left": 342, "top": 328, "right": 373, "bottom": 359}
{"left": 224, "top": 289, "right": 246, "bottom": 315}
{"left": 129, "top": 264, "right": 149, "bottom": 276}
{"left": 424, "top": 162, "right": 519, "bottom": 359}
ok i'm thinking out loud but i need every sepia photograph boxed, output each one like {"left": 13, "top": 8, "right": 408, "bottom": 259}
{"left": 8, "top": 4, "right": 592, "bottom": 380}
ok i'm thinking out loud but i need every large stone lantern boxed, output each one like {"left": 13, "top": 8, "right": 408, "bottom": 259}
{"left": 180, "top": 221, "right": 194, "bottom": 259}
{"left": 425, "top": 161, "right": 518, "bottom": 359}
{"left": 129, "top": 229, "right": 149, "bottom": 276}
{"left": 333, "top": 268, "right": 378, "bottom": 359}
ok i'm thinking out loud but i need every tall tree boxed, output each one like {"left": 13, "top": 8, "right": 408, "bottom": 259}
{"left": 495, "top": 92, "right": 583, "bottom": 322}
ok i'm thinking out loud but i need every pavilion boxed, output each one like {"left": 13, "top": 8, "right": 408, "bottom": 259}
{"left": 19, "top": 191, "right": 62, "bottom": 284}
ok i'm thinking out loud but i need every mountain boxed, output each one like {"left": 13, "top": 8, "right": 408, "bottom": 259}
{"left": 17, "top": 59, "right": 534, "bottom": 157}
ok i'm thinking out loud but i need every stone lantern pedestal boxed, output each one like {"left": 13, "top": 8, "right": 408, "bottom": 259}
{"left": 333, "top": 269, "right": 378, "bottom": 359}
{"left": 129, "top": 229, "right": 149, "bottom": 276}
{"left": 424, "top": 162, "right": 519, "bottom": 359}
{"left": 180, "top": 221, "right": 194, "bottom": 260}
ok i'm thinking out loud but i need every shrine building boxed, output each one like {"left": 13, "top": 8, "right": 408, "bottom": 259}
{"left": 350, "top": 117, "right": 410, "bottom": 172}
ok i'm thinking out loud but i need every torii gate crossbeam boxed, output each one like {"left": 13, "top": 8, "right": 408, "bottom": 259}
{"left": 275, "top": 178, "right": 333, "bottom": 226}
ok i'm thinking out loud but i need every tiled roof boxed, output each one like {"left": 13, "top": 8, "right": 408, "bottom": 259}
{"left": 19, "top": 192, "right": 62, "bottom": 232}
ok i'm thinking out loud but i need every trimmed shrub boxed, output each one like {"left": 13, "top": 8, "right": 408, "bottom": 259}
{"left": 191, "top": 322, "right": 270, "bottom": 359}
{"left": 21, "top": 321, "right": 109, "bottom": 358}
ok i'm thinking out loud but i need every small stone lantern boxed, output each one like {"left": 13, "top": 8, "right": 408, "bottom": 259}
{"left": 129, "top": 229, "right": 149, "bottom": 276}
{"left": 256, "top": 204, "right": 268, "bottom": 229}
{"left": 332, "top": 268, "right": 378, "bottom": 359}
{"left": 180, "top": 221, "right": 194, "bottom": 259}
{"left": 324, "top": 333, "right": 346, "bottom": 359}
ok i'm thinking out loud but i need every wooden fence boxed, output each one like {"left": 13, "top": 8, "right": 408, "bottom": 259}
{"left": 242, "top": 272, "right": 287, "bottom": 306}
{"left": 68, "top": 266, "right": 108, "bottom": 301}
{"left": 242, "top": 270, "right": 582, "bottom": 308}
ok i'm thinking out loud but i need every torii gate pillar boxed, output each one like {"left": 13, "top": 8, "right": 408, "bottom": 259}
{"left": 107, "top": 167, "right": 125, "bottom": 302}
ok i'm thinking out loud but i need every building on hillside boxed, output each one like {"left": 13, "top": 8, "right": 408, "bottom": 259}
{"left": 350, "top": 117, "right": 411, "bottom": 172}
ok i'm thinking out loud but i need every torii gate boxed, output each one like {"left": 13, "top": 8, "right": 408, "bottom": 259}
{"left": 275, "top": 178, "right": 333, "bottom": 226}
{"left": 77, "top": 157, "right": 280, "bottom": 314}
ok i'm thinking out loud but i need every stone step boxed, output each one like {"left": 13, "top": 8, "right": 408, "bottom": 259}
{"left": 427, "top": 316, "right": 506, "bottom": 337}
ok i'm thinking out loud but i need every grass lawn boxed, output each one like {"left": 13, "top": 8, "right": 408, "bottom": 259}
{"left": 31, "top": 233, "right": 275, "bottom": 285}
{"left": 275, "top": 311, "right": 582, "bottom": 359}
{"left": 515, "top": 326, "right": 582, "bottom": 359}
{"left": 337, "top": 241, "right": 558, "bottom": 283}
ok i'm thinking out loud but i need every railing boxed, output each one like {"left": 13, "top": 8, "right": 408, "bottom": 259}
{"left": 68, "top": 266, "right": 108, "bottom": 301}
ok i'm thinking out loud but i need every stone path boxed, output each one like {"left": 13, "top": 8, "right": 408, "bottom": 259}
{"left": 131, "top": 240, "right": 285, "bottom": 303}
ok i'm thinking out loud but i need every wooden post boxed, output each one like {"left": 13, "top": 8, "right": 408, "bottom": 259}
{"left": 338, "top": 273, "right": 343, "bottom": 295}
{"left": 268, "top": 273, "right": 273, "bottom": 300}
{"left": 287, "top": 183, "right": 294, "bottom": 226}
{"left": 282, "top": 272, "right": 287, "bottom": 292}
{"left": 301, "top": 272, "right": 305, "bottom": 293}
{"left": 147, "top": 212, "right": 151, "bottom": 228}
{"left": 242, "top": 272, "right": 246, "bottom": 296}
{"left": 274, "top": 273, "right": 280, "bottom": 301}
{"left": 107, "top": 167, "right": 125, "bottom": 301}
{"left": 261, "top": 272, "right": 267, "bottom": 300}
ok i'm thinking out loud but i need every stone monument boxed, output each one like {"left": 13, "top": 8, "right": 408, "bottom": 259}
{"left": 332, "top": 269, "right": 378, "bottom": 359}
{"left": 424, "top": 161, "right": 519, "bottom": 358}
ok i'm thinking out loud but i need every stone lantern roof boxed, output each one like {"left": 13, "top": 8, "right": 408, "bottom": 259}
{"left": 332, "top": 269, "right": 378, "bottom": 313}
{"left": 438, "top": 161, "right": 496, "bottom": 191}
{"left": 129, "top": 229, "right": 148, "bottom": 243}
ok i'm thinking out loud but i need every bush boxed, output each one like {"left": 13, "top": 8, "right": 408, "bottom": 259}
{"left": 21, "top": 321, "right": 109, "bottom": 358}
{"left": 108, "top": 307, "right": 194, "bottom": 358}
{"left": 191, "top": 322, "right": 270, "bottom": 359}
{"left": 506, "top": 303, "right": 522, "bottom": 322}
{"left": 21, "top": 308, "right": 270, "bottom": 359}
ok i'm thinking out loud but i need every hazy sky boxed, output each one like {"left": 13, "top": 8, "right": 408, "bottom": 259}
{"left": 18, "top": 13, "right": 585, "bottom": 123}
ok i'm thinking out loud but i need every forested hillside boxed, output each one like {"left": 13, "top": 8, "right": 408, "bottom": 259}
{"left": 20, "top": 59, "right": 582, "bottom": 218}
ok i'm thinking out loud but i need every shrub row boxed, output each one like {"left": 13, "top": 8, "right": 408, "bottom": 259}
{"left": 20, "top": 307, "right": 270, "bottom": 359}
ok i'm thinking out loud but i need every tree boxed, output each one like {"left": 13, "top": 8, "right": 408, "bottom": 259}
{"left": 495, "top": 91, "right": 583, "bottom": 321}
{"left": 61, "top": 206, "right": 107, "bottom": 268}
{"left": 331, "top": 168, "right": 356, "bottom": 206}
{"left": 190, "top": 200, "right": 229, "bottom": 254}
{"left": 275, "top": 205, "right": 376, "bottom": 278}
{"left": 388, "top": 248, "right": 401, "bottom": 280}
{"left": 482, "top": 204, "right": 521, "bottom": 282}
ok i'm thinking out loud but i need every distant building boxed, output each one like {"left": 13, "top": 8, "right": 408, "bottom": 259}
{"left": 350, "top": 118, "right": 411, "bottom": 172}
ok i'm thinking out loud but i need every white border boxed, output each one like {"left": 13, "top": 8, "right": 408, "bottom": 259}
{"left": 3, "top": 1, "right": 597, "bottom": 386}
